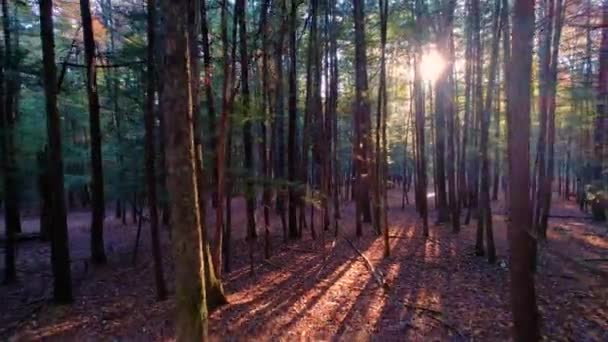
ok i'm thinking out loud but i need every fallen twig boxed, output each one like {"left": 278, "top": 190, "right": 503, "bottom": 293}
{"left": 584, "top": 258, "right": 608, "bottom": 262}
{"left": 543, "top": 273, "right": 578, "bottom": 280}
{"left": 316, "top": 240, "right": 340, "bottom": 279}
{"left": 286, "top": 246, "right": 316, "bottom": 254}
{"left": 263, "top": 259, "right": 280, "bottom": 269}
{"left": 402, "top": 302, "right": 465, "bottom": 339}
{"left": 343, "top": 236, "right": 389, "bottom": 290}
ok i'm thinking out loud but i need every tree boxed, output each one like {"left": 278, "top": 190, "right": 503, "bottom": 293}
{"left": 479, "top": 0, "right": 502, "bottom": 263}
{"left": 353, "top": 0, "right": 373, "bottom": 237}
{"left": 144, "top": 0, "right": 167, "bottom": 301}
{"left": 287, "top": 0, "right": 300, "bottom": 239}
{"left": 435, "top": 0, "right": 458, "bottom": 232}
{"left": 161, "top": 0, "right": 208, "bottom": 337}
{"left": 39, "top": 0, "right": 73, "bottom": 304}
{"left": 414, "top": 0, "right": 429, "bottom": 238}
{"left": 506, "top": 0, "right": 540, "bottom": 337}
{"left": 79, "top": 0, "right": 107, "bottom": 265}
{"left": 1, "top": 0, "right": 21, "bottom": 283}
{"left": 377, "top": 0, "right": 389, "bottom": 255}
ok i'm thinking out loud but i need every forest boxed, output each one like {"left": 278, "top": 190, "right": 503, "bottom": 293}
{"left": 0, "top": 0, "right": 607, "bottom": 340}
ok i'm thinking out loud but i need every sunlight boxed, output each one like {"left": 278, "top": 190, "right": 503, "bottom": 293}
{"left": 419, "top": 49, "right": 446, "bottom": 83}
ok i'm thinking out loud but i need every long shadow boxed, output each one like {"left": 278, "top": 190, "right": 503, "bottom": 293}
{"left": 210, "top": 229, "right": 378, "bottom": 337}
{"left": 335, "top": 208, "right": 423, "bottom": 339}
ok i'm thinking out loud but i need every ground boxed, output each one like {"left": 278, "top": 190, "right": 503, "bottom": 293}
{"left": 1, "top": 190, "right": 607, "bottom": 341}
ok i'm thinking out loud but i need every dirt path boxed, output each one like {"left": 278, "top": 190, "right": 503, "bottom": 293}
{"left": 1, "top": 190, "right": 606, "bottom": 341}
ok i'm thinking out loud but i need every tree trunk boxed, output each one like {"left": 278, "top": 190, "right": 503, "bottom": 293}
{"left": 595, "top": 0, "right": 608, "bottom": 182}
{"left": 353, "top": 0, "right": 373, "bottom": 237}
{"left": 201, "top": 0, "right": 217, "bottom": 206}
{"left": 144, "top": 0, "right": 167, "bottom": 301}
{"left": 414, "top": 0, "right": 428, "bottom": 237}
{"left": 506, "top": 0, "right": 540, "bottom": 336}
{"left": 479, "top": 0, "right": 502, "bottom": 263}
{"left": 80, "top": 0, "right": 107, "bottom": 265}
{"left": 436, "top": 0, "right": 458, "bottom": 232}
{"left": 39, "top": 0, "right": 73, "bottom": 304}
{"left": 539, "top": 0, "right": 564, "bottom": 237}
{"left": 472, "top": 0, "right": 484, "bottom": 255}
{"left": 1, "top": 0, "right": 21, "bottom": 283}
{"left": 274, "top": 0, "right": 288, "bottom": 240}
{"left": 161, "top": 0, "right": 208, "bottom": 337}
{"left": 287, "top": 0, "right": 300, "bottom": 239}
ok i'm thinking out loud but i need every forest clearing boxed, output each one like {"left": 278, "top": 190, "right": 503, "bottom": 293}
{"left": 1, "top": 0, "right": 608, "bottom": 340}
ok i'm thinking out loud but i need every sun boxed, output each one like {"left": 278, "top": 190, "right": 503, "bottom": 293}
{"left": 419, "top": 49, "right": 446, "bottom": 83}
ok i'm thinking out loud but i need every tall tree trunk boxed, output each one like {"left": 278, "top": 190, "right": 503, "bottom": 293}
{"left": 353, "top": 0, "right": 373, "bottom": 237}
{"left": 161, "top": 0, "right": 208, "bottom": 338}
{"left": 501, "top": 0, "right": 511, "bottom": 206}
{"left": 39, "top": 0, "right": 74, "bottom": 303}
{"left": 238, "top": 0, "right": 257, "bottom": 257}
{"left": 329, "top": 0, "right": 340, "bottom": 234}
{"left": 472, "top": 0, "right": 484, "bottom": 255}
{"left": 274, "top": 0, "right": 288, "bottom": 240}
{"left": 1, "top": 0, "right": 21, "bottom": 248}
{"left": 414, "top": 0, "right": 428, "bottom": 237}
{"left": 437, "top": 0, "right": 458, "bottom": 232}
{"left": 459, "top": 1, "right": 472, "bottom": 220}
{"left": 479, "top": 0, "right": 502, "bottom": 263}
{"left": 507, "top": 0, "right": 540, "bottom": 336}
{"left": 0, "top": 7, "right": 15, "bottom": 284}
{"left": 189, "top": 0, "right": 228, "bottom": 307}
{"left": 533, "top": 0, "right": 554, "bottom": 233}
{"left": 80, "top": 0, "right": 107, "bottom": 265}
{"left": 287, "top": 0, "right": 300, "bottom": 239}
{"left": 145, "top": 0, "right": 167, "bottom": 300}
{"left": 201, "top": 0, "right": 217, "bottom": 206}
{"left": 214, "top": 0, "right": 233, "bottom": 273}
{"left": 539, "top": 0, "right": 564, "bottom": 237}
{"left": 378, "top": 0, "right": 389, "bottom": 255}
{"left": 595, "top": 0, "right": 608, "bottom": 182}
{"left": 433, "top": 5, "right": 450, "bottom": 224}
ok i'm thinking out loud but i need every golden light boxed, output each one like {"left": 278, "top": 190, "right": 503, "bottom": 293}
{"left": 419, "top": 49, "right": 446, "bottom": 83}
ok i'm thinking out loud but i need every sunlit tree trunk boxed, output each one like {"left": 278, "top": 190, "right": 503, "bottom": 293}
{"left": 161, "top": 0, "right": 208, "bottom": 337}
{"left": 414, "top": 0, "right": 428, "bottom": 237}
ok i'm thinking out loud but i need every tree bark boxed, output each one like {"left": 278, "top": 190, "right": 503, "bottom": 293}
{"left": 161, "top": 0, "right": 208, "bottom": 337}
{"left": 39, "top": 0, "right": 73, "bottom": 304}
{"left": 479, "top": 0, "right": 502, "bottom": 263}
{"left": 80, "top": 0, "right": 107, "bottom": 265}
{"left": 506, "top": 0, "right": 540, "bottom": 336}
{"left": 353, "top": 0, "right": 373, "bottom": 237}
{"left": 144, "top": 0, "right": 168, "bottom": 301}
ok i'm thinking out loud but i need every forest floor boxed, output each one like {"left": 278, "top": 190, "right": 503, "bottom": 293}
{"left": 1, "top": 190, "right": 607, "bottom": 341}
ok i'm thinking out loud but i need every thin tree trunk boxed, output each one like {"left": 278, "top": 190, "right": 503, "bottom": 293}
{"left": 414, "top": 0, "right": 428, "bottom": 237}
{"left": 80, "top": 0, "right": 107, "bottom": 265}
{"left": 479, "top": 0, "right": 502, "bottom": 263}
{"left": 145, "top": 0, "right": 167, "bottom": 300}
{"left": 287, "top": 0, "right": 300, "bottom": 239}
{"left": 539, "top": 0, "right": 564, "bottom": 237}
{"left": 237, "top": 0, "right": 257, "bottom": 275}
